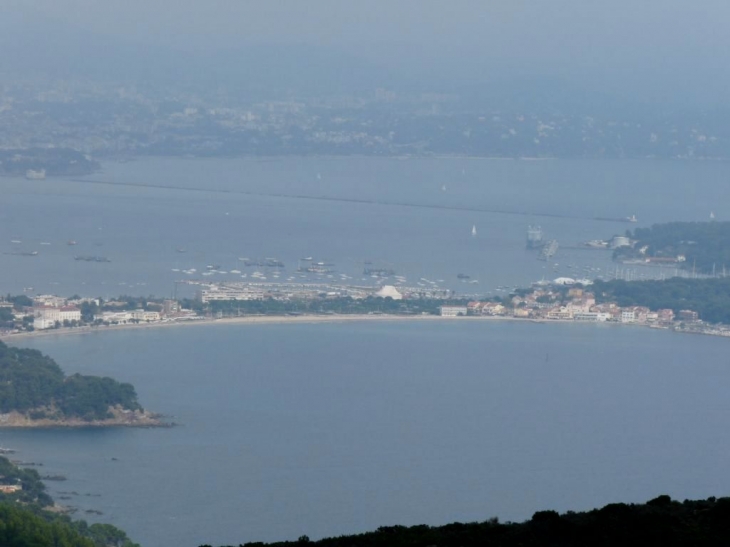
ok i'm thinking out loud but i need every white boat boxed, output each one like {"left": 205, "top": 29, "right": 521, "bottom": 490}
{"left": 471, "top": 225, "right": 477, "bottom": 237}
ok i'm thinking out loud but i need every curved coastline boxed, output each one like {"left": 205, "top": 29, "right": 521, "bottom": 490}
{"left": 0, "top": 313, "right": 546, "bottom": 342}
{"left": 0, "top": 312, "right": 674, "bottom": 346}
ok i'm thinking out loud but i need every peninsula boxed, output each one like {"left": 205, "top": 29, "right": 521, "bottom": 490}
{"left": 0, "top": 340, "right": 166, "bottom": 428}
{"left": 612, "top": 220, "right": 730, "bottom": 274}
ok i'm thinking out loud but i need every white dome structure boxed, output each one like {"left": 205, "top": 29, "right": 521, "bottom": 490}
{"left": 552, "top": 277, "right": 577, "bottom": 286}
{"left": 375, "top": 285, "right": 403, "bottom": 300}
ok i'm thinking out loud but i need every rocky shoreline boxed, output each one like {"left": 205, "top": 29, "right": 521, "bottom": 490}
{"left": 0, "top": 407, "right": 174, "bottom": 429}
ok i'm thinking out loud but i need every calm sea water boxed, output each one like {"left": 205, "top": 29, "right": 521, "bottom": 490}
{"left": 2, "top": 321, "right": 730, "bottom": 547}
{"left": 1, "top": 157, "right": 728, "bottom": 297}
{"left": 1, "top": 158, "right": 730, "bottom": 546}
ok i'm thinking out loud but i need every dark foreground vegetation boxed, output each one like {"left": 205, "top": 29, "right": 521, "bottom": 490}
{"left": 0, "top": 340, "right": 142, "bottom": 421}
{"left": 204, "top": 496, "right": 730, "bottom": 547}
{"left": 0, "top": 456, "right": 138, "bottom": 547}
{"left": 593, "top": 277, "right": 730, "bottom": 324}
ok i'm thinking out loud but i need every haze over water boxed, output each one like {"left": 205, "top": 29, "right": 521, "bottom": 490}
{"left": 1, "top": 157, "right": 728, "bottom": 297}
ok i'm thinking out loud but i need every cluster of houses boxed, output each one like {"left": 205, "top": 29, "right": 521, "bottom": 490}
{"left": 0, "top": 295, "right": 192, "bottom": 332}
{"left": 441, "top": 287, "right": 700, "bottom": 326}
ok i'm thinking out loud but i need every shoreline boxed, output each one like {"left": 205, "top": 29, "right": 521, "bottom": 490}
{"left": 0, "top": 312, "right": 686, "bottom": 344}
{"left": 0, "top": 314, "right": 467, "bottom": 342}
{"left": 0, "top": 409, "right": 173, "bottom": 430}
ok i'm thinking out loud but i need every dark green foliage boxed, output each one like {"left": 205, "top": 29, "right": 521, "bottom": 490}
{"left": 203, "top": 296, "right": 468, "bottom": 317}
{"left": 0, "top": 456, "right": 52, "bottom": 507}
{"left": 80, "top": 301, "right": 100, "bottom": 323}
{"left": 0, "top": 344, "right": 65, "bottom": 413}
{"left": 0, "top": 503, "right": 96, "bottom": 547}
{"left": 207, "top": 496, "right": 730, "bottom": 547}
{"left": 0, "top": 340, "right": 141, "bottom": 420}
{"left": 593, "top": 277, "right": 730, "bottom": 323}
{"left": 57, "top": 375, "right": 140, "bottom": 420}
{"left": 0, "top": 457, "right": 138, "bottom": 547}
{"left": 616, "top": 221, "right": 730, "bottom": 274}
{"left": 79, "top": 522, "right": 140, "bottom": 547}
{"left": 0, "top": 307, "right": 14, "bottom": 329}
{"left": 5, "top": 295, "right": 32, "bottom": 310}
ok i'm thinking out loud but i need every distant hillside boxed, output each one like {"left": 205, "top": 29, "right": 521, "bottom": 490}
{"left": 0, "top": 340, "right": 163, "bottom": 425}
{"left": 592, "top": 277, "right": 730, "bottom": 323}
{"left": 205, "top": 495, "right": 730, "bottom": 547}
{"left": 616, "top": 221, "right": 730, "bottom": 274}
{"left": 0, "top": 148, "right": 99, "bottom": 177}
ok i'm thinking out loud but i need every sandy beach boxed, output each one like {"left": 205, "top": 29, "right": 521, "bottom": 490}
{"left": 0, "top": 313, "right": 511, "bottom": 342}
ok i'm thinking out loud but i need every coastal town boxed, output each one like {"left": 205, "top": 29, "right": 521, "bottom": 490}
{"left": 440, "top": 285, "right": 709, "bottom": 335}
{"left": 0, "top": 276, "right": 726, "bottom": 340}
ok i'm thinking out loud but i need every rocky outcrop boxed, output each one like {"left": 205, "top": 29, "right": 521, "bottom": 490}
{"left": 0, "top": 405, "right": 172, "bottom": 428}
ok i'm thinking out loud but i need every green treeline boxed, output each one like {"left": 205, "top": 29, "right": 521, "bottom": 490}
{"left": 206, "top": 495, "right": 730, "bottom": 547}
{"left": 0, "top": 504, "right": 96, "bottom": 547}
{"left": 0, "top": 456, "right": 138, "bottom": 547}
{"left": 181, "top": 296, "right": 469, "bottom": 317}
{"left": 0, "top": 455, "right": 53, "bottom": 507}
{"left": 592, "top": 277, "right": 730, "bottom": 323}
{"left": 617, "top": 221, "right": 730, "bottom": 274}
{"left": 0, "top": 341, "right": 141, "bottom": 420}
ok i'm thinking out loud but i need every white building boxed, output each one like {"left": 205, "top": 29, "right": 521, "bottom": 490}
{"left": 546, "top": 306, "right": 573, "bottom": 320}
{"left": 96, "top": 310, "right": 161, "bottom": 323}
{"left": 197, "top": 287, "right": 265, "bottom": 302}
{"left": 130, "top": 310, "right": 161, "bottom": 322}
{"left": 33, "top": 295, "right": 67, "bottom": 308}
{"left": 620, "top": 310, "right": 636, "bottom": 323}
{"left": 374, "top": 285, "right": 403, "bottom": 300}
{"left": 440, "top": 306, "right": 468, "bottom": 317}
{"left": 610, "top": 236, "right": 631, "bottom": 249}
{"left": 573, "top": 312, "right": 610, "bottom": 322}
{"left": 34, "top": 306, "right": 81, "bottom": 330}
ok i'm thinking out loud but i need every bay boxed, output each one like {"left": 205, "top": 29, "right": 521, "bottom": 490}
{"left": 2, "top": 320, "right": 730, "bottom": 547}
{"left": 1, "top": 157, "right": 730, "bottom": 546}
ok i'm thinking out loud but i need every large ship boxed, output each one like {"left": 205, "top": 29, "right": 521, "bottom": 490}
{"left": 538, "top": 239, "right": 559, "bottom": 261}
{"left": 526, "top": 225, "right": 544, "bottom": 249}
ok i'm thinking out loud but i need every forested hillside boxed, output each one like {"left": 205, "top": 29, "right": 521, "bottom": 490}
{"left": 0, "top": 341, "right": 141, "bottom": 421}
{"left": 592, "top": 277, "right": 730, "bottom": 323}
{"left": 616, "top": 221, "right": 730, "bottom": 274}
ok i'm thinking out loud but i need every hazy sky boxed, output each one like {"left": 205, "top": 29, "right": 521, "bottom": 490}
{"left": 4, "top": 1, "right": 730, "bottom": 104}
